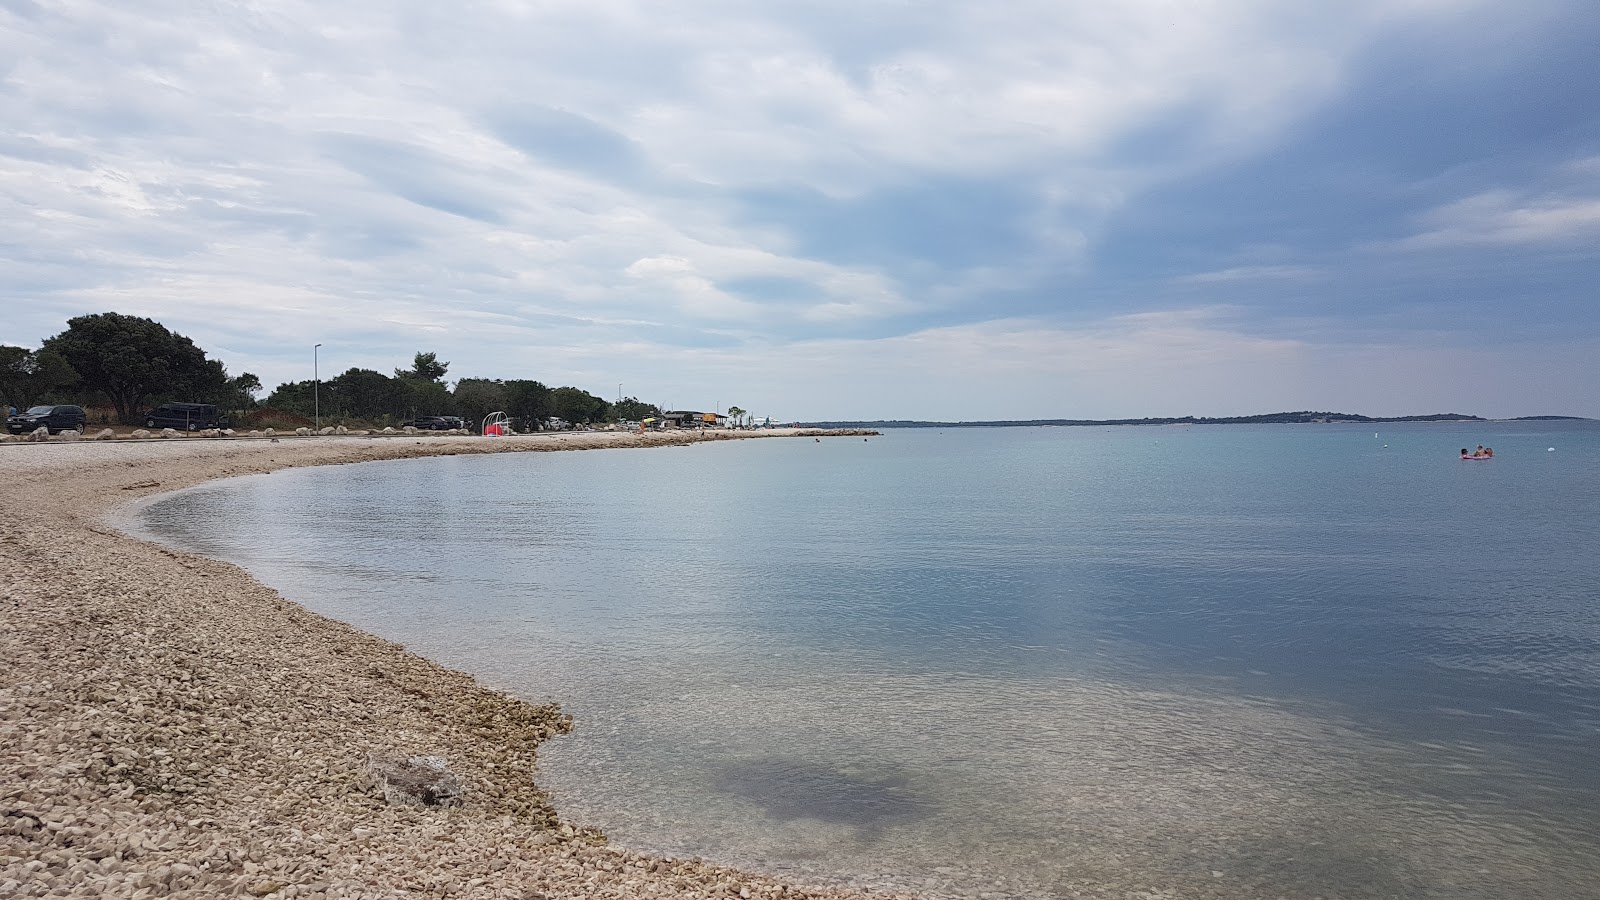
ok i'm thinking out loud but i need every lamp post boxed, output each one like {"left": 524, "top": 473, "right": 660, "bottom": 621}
{"left": 313, "top": 343, "right": 322, "bottom": 430}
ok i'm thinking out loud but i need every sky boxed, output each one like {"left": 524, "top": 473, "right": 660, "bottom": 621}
{"left": 3, "top": 0, "right": 1598, "bottom": 421}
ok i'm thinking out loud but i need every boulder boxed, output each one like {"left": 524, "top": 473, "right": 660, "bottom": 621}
{"left": 131, "top": 429, "right": 152, "bottom": 439}
{"left": 263, "top": 428, "right": 276, "bottom": 436}
{"left": 56, "top": 430, "right": 81, "bottom": 441}
{"left": 319, "top": 426, "right": 335, "bottom": 435}
{"left": 335, "top": 425, "right": 348, "bottom": 435}
{"left": 160, "top": 428, "right": 179, "bottom": 438}
{"left": 381, "top": 427, "right": 396, "bottom": 435}
{"left": 365, "top": 752, "right": 465, "bottom": 808}
{"left": 402, "top": 425, "right": 418, "bottom": 435}
{"left": 93, "top": 428, "right": 117, "bottom": 440}
{"left": 28, "top": 426, "right": 49, "bottom": 442}
{"left": 295, "top": 427, "right": 311, "bottom": 436}
{"left": 220, "top": 428, "right": 236, "bottom": 436}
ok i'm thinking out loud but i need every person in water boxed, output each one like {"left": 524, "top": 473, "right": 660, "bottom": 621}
{"left": 1461, "top": 448, "right": 1471, "bottom": 458}
{"left": 1484, "top": 447, "right": 1494, "bottom": 457}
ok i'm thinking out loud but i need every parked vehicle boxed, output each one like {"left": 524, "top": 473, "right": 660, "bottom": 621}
{"left": 6, "top": 404, "right": 87, "bottom": 434}
{"left": 144, "top": 402, "right": 230, "bottom": 431}
{"left": 402, "top": 416, "right": 455, "bottom": 431}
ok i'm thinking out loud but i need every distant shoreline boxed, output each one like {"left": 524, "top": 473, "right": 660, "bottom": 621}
{"left": 798, "top": 412, "right": 1590, "bottom": 429}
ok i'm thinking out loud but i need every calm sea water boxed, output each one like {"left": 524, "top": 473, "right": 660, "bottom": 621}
{"left": 135, "top": 423, "right": 1600, "bottom": 899}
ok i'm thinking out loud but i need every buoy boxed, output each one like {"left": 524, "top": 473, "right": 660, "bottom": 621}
{"left": 1549, "top": 447, "right": 1556, "bottom": 452}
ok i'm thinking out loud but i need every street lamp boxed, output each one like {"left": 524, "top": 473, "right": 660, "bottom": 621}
{"left": 313, "top": 343, "right": 322, "bottom": 430}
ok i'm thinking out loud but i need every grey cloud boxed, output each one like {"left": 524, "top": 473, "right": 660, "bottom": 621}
{"left": 319, "top": 133, "right": 510, "bottom": 225}
{"left": 485, "top": 104, "right": 648, "bottom": 185}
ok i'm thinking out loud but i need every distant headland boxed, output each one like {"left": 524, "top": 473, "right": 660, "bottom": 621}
{"left": 797, "top": 411, "right": 1590, "bottom": 429}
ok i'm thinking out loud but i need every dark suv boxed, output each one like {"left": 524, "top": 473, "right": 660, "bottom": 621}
{"left": 7, "top": 404, "right": 88, "bottom": 434}
{"left": 144, "top": 403, "right": 230, "bottom": 431}
{"left": 403, "top": 416, "right": 458, "bottom": 431}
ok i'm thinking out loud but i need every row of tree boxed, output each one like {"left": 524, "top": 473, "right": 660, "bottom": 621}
{"left": 2, "top": 313, "right": 260, "bottom": 422}
{"left": 2, "top": 312, "right": 661, "bottom": 430}
{"left": 264, "top": 351, "right": 651, "bottom": 429}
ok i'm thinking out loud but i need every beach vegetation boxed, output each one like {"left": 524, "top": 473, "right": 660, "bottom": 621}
{"left": 8, "top": 313, "right": 702, "bottom": 432}
{"left": 41, "top": 313, "right": 236, "bottom": 424}
{"left": 0, "top": 345, "right": 79, "bottom": 412}
{"left": 613, "top": 396, "right": 662, "bottom": 422}
{"left": 397, "top": 351, "right": 449, "bottom": 383}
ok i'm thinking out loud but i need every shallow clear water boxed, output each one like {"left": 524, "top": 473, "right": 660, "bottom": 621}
{"left": 135, "top": 424, "right": 1600, "bottom": 899}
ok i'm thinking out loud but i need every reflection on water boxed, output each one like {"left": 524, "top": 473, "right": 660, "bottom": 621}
{"left": 131, "top": 424, "right": 1600, "bottom": 899}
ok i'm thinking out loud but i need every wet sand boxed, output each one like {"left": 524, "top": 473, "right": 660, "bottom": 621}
{"left": 0, "top": 429, "right": 899, "bottom": 899}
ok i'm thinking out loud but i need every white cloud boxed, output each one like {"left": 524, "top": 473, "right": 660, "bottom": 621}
{"left": 1175, "top": 265, "right": 1321, "bottom": 285}
{"left": 8, "top": 0, "right": 1579, "bottom": 421}
{"left": 1398, "top": 188, "right": 1600, "bottom": 249}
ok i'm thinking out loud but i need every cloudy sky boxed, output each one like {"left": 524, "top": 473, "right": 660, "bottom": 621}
{"left": 4, "top": 0, "right": 1598, "bottom": 420}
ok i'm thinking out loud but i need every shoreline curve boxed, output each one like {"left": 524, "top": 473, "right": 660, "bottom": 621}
{"left": 0, "top": 429, "right": 901, "bottom": 899}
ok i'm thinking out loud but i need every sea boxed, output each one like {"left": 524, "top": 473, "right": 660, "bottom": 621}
{"left": 132, "top": 421, "right": 1600, "bottom": 900}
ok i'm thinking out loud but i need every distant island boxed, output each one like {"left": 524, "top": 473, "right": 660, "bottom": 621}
{"left": 797, "top": 411, "right": 1590, "bottom": 429}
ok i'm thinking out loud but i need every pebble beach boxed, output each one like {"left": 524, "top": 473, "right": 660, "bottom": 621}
{"left": 0, "top": 430, "right": 899, "bottom": 900}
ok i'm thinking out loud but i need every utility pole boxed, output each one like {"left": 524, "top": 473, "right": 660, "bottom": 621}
{"left": 313, "top": 343, "right": 322, "bottom": 430}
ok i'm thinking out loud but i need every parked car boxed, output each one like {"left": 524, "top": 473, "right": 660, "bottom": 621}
{"left": 6, "top": 404, "right": 87, "bottom": 434}
{"left": 144, "top": 402, "right": 230, "bottom": 431}
{"left": 403, "top": 416, "right": 455, "bottom": 431}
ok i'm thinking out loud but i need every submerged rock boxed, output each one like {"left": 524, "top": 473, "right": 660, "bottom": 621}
{"left": 365, "top": 752, "right": 465, "bottom": 808}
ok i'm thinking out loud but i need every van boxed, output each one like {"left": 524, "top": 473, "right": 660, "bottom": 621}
{"left": 144, "top": 403, "right": 230, "bottom": 431}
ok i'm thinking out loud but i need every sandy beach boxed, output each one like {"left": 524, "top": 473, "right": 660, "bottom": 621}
{"left": 0, "top": 429, "right": 898, "bottom": 899}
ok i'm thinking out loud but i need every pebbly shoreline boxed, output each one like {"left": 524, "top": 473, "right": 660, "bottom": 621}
{"left": 0, "top": 430, "right": 902, "bottom": 899}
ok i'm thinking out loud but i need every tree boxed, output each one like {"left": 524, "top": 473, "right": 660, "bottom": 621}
{"left": 224, "top": 372, "right": 263, "bottom": 412}
{"left": 42, "top": 313, "right": 224, "bottom": 423}
{"left": 451, "top": 378, "right": 509, "bottom": 433}
{"left": 265, "top": 379, "right": 316, "bottom": 416}
{"left": 0, "top": 346, "right": 79, "bottom": 411}
{"left": 325, "top": 368, "right": 407, "bottom": 421}
{"left": 613, "top": 396, "right": 661, "bottom": 422}
{"left": 503, "top": 379, "right": 552, "bottom": 431}
{"left": 550, "top": 386, "right": 609, "bottom": 425}
{"left": 397, "top": 351, "right": 449, "bottom": 383}
{"left": 726, "top": 405, "right": 745, "bottom": 428}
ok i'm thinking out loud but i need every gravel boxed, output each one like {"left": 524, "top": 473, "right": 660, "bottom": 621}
{"left": 1, "top": 430, "right": 901, "bottom": 899}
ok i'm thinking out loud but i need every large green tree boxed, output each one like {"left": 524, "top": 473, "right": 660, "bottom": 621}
{"left": 265, "top": 379, "right": 316, "bottom": 417}
{"left": 503, "top": 379, "right": 552, "bottom": 431}
{"left": 42, "top": 313, "right": 227, "bottom": 423}
{"left": 451, "top": 378, "right": 509, "bottom": 433}
{"left": 613, "top": 396, "right": 661, "bottom": 422}
{"left": 396, "top": 351, "right": 449, "bottom": 383}
{"left": 326, "top": 368, "right": 409, "bottom": 421}
{"left": 550, "top": 386, "right": 610, "bottom": 426}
